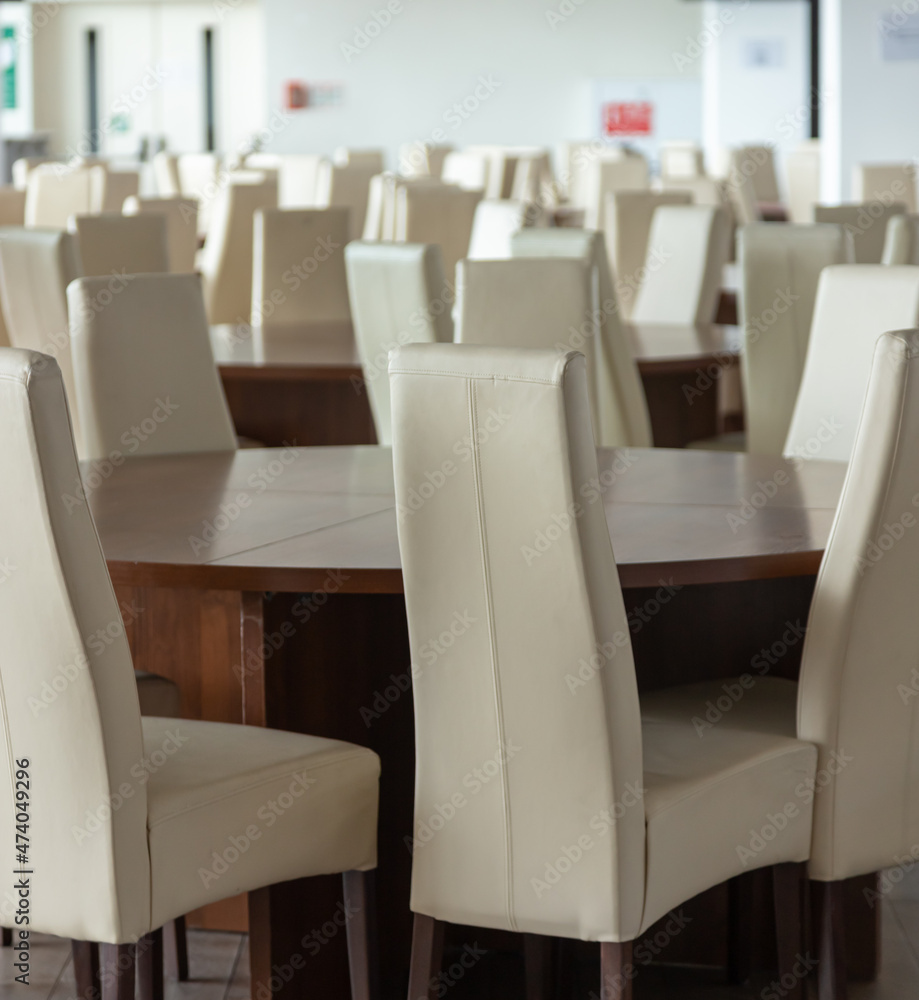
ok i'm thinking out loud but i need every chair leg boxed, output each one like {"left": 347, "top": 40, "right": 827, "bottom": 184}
{"left": 600, "top": 941, "right": 633, "bottom": 1000}
{"left": 406, "top": 913, "right": 445, "bottom": 1000}
{"left": 100, "top": 943, "right": 136, "bottom": 1000}
{"left": 773, "top": 863, "right": 807, "bottom": 1000}
{"left": 816, "top": 880, "right": 848, "bottom": 1000}
{"left": 727, "top": 870, "right": 755, "bottom": 984}
{"left": 165, "top": 916, "right": 190, "bottom": 981}
{"left": 138, "top": 929, "right": 164, "bottom": 1000}
{"left": 72, "top": 941, "right": 100, "bottom": 1000}
{"left": 523, "top": 934, "right": 555, "bottom": 1000}
{"left": 343, "top": 870, "right": 379, "bottom": 1000}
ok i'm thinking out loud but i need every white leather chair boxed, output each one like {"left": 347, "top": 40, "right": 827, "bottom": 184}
{"left": 784, "top": 265, "right": 919, "bottom": 463}
{"left": 853, "top": 163, "right": 917, "bottom": 214}
{"left": 123, "top": 196, "right": 199, "bottom": 273}
{"left": 398, "top": 143, "right": 454, "bottom": 179}
{"left": 440, "top": 151, "right": 490, "bottom": 192}
{"left": 510, "top": 151, "right": 554, "bottom": 205}
{"left": 389, "top": 341, "right": 816, "bottom": 1000}
{"left": 177, "top": 153, "right": 222, "bottom": 235}
{"left": 276, "top": 153, "right": 327, "bottom": 208}
{"left": 465, "top": 145, "right": 519, "bottom": 199}
{"left": 510, "top": 228, "right": 652, "bottom": 448}
{"left": 394, "top": 183, "right": 482, "bottom": 281}
{"left": 732, "top": 145, "right": 782, "bottom": 207}
{"left": 252, "top": 208, "right": 351, "bottom": 326}
{"left": 25, "top": 164, "right": 106, "bottom": 228}
{"left": 642, "top": 327, "right": 919, "bottom": 1000}
{"left": 784, "top": 141, "right": 821, "bottom": 224}
{"left": 631, "top": 205, "right": 731, "bottom": 326}
{"left": 333, "top": 148, "right": 385, "bottom": 173}
{"left": 813, "top": 202, "right": 907, "bottom": 264}
{"left": 659, "top": 141, "right": 705, "bottom": 179}
{"left": 68, "top": 272, "right": 238, "bottom": 460}
{"left": 199, "top": 173, "right": 278, "bottom": 324}
{"left": 153, "top": 152, "right": 181, "bottom": 197}
{"left": 562, "top": 143, "right": 634, "bottom": 210}
{"left": 73, "top": 213, "right": 170, "bottom": 277}
{"left": 101, "top": 170, "right": 141, "bottom": 213}
{"left": 0, "top": 345, "right": 379, "bottom": 1000}
{"left": 0, "top": 186, "right": 26, "bottom": 225}
{"left": 882, "top": 213, "right": 919, "bottom": 265}
{"left": 583, "top": 155, "right": 650, "bottom": 230}
{"left": 467, "top": 200, "right": 533, "bottom": 259}
{"left": 345, "top": 241, "right": 453, "bottom": 444}
{"left": 603, "top": 191, "right": 693, "bottom": 319}
{"left": 316, "top": 161, "right": 377, "bottom": 242}
{"left": 12, "top": 156, "right": 60, "bottom": 190}
{"left": 739, "top": 223, "right": 854, "bottom": 455}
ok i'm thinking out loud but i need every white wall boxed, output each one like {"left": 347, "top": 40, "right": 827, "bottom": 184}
{"left": 261, "top": 0, "right": 703, "bottom": 167}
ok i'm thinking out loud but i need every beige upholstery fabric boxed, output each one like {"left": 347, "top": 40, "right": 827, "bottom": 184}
{"left": 632, "top": 205, "right": 731, "bottom": 326}
{"left": 123, "top": 196, "right": 200, "bottom": 274}
{"left": 73, "top": 213, "right": 170, "bottom": 277}
{"left": 101, "top": 171, "right": 141, "bottom": 213}
{"left": 465, "top": 146, "right": 519, "bottom": 199}
{"left": 467, "top": 200, "right": 533, "bottom": 260}
{"left": 0, "top": 187, "right": 27, "bottom": 225}
{"left": 603, "top": 191, "right": 693, "bottom": 318}
{"left": 583, "top": 156, "right": 650, "bottom": 230}
{"left": 177, "top": 153, "right": 222, "bottom": 235}
{"left": 739, "top": 223, "right": 854, "bottom": 455}
{"left": 660, "top": 142, "right": 705, "bottom": 179}
{"left": 733, "top": 145, "right": 781, "bottom": 204}
{"left": 784, "top": 266, "right": 919, "bottom": 463}
{"left": 345, "top": 241, "right": 453, "bottom": 444}
{"left": 12, "top": 157, "right": 59, "bottom": 191}
{"left": 395, "top": 183, "right": 482, "bottom": 280}
{"left": 853, "top": 163, "right": 917, "bottom": 214}
{"left": 333, "top": 148, "right": 385, "bottom": 173}
{"left": 153, "top": 152, "right": 181, "bottom": 197}
{"left": 441, "top": 151, "right": 489, "bottom": 192}
{"left": 389, "top": 342, "right": 816, "bottom": 941}
{"left": 25, "top": 164, "right": 106, "bottom": 228}
{"left": 658, "top": 175, "right": 733, "bottom": 211}
{"left": 399, "top": 143, "right": 455, "bottom": 179}
{"left": 785, "top": 142, "right": 821, "bottom": 224}
{"left": 316, "top": 161, "right": 377, "bottom": 242}
{"left": 813, "top": 202, "right": 907, "bottom": 263}
{"left": 69, "top": 273, "right": 237, "bottom": 460}
{"left": 510, "top": 152, "right": 554, "bottom": 205}
{"left": 510, "top": 228, "right": 652, "bottom": 448}
{"left": 882, "top": 214, "right": 919, "bottom": 265}
{"left": 199, "top": 174, "right": 278, "bottom": 324}
{"left": 252, "top": 208, "right": 351, "bottom": 325}
{"left": 277, "top": 154, "right": 326, "bottom": 208}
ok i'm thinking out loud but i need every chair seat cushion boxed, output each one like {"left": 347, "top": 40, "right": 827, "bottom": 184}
{"left": 134, "top": 670, "right": 181, "bottom": 718}
{"left": 638, "top": 678, "right": 812, "bottom": 931}
{"left": 144, "top": 717, "right": 379, "bottom": 928}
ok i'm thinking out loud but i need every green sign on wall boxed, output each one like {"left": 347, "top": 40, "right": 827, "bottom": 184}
{"left": 2, "top": 26, "right": 16, "bottom": 111}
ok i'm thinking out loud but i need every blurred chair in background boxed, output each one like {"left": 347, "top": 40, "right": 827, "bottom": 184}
{"left": 73, "top": 213, "right": 169, "bottom": 277}
{"left": 813, "top": 201, "right": 907, "bottom": 263}
{"left": 124, "top": 196, "right": 199, "bottom": 273}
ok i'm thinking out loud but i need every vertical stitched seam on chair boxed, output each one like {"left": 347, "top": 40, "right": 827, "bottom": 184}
{"left": 468, "top": 378, "right": 517, "bottom": 932}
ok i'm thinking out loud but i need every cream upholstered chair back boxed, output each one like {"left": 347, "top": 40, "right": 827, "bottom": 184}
{"left": 389, "top": 342, "right": 644, "bottom": 939}
{"left": 73, "top": 213, "right": 170, "bottom": 277}
{"left": 631, "top": 205, "right": 731, "bottom": 326}
{"left": 123, "top": 196, "right": 199, "bottom": 273}
{"left": 100, "top": 170, "right": 141, "bottom": 213}
{"left": 177, "top": 152, "right": 220, "bottom": 198}
{"left": 333, "top": 148, "right": 385, "bottom": 173}
{"left": 658, "top": 175, "right": 732, "bottom": 211}
{"left": 25, "top": 164, "right": 106, "bottom": 228}
{"left": 583, "top": 155, "right": 650, "bottom": 230}
{"left": 199, "top": 173, "right": 278, "bottom": 324}
{"left": 732, "top": 145, "right": 781, "bottom": 205}
{"left": 0, "top": 228, "right": 83, "bottom": 449}
{"left": 398, "top": 142, "right": 454, "bottom": 179}
{"left": 464, "top": 146, "right": 518, "bottom": 199}
{"left": 0, "top": 186, "right": 26, "bottom": 225}
{"left": 69, "top": 272, "right": 237, "bottom": 460}
{"left": 798, "top": 329, "right": 919, "bottom": 881}
{"left": 784, "top": 266, "right": 919, "bottom": 463}
{"left": 252, "top": 208, "right": 351, "bottom": 326}
{"left": 467, "top": 200, "right": 534, "bottom": 259}
{"left": 277, "top": 154, "right": 326, "bottom": 208}
{"left": 853, "top": 163, "right": 918, "bottom": 214}
{"left": 153, "top": 152, "right": 181, "bottom": 197}
{"left": 882, "top": 213, "right": 919, "bottom": 265}
{"left": 785, "top": 142, "right": 821, "bottom": 224}
{"left": 659, "top": 141, "right": 704, "bottom": 179}
{"left": 509, "top": 152, "right": 554, "bottom": 205}
{"left": 739, "top": 223, "right": 854, "bottom": 455}
{"left": 315, "top": 161, "right": 376, "bottom": 242}
{"left": 603, "top": 190, "right": 692, "bottom": 318}
{"left": 12, "top": 157, "right": 59, "bottom": 190}
{"left": 0, "top": 347, "right": 149, "bottom": 941}
{"left": 345, "top": 241, "right": 453, "bottom": 444}
{"left": 510, "top": 228, "right": 652, "bottom": 448}
{"left": 813, "top": 202, "right": 907, "bottom": 263}
{"left": 441, "top": 151, "right": 489, "bottom": 192}
{"left": 395, "top": 183, "right": 482, "bottom": 280}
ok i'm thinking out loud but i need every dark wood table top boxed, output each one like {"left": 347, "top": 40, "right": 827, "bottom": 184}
{"left": 89, "top": 445, "right": 845, "bottom": 594}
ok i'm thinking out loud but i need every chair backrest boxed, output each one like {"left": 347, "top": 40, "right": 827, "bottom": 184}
{"left": 441, "top": 151, "right": 490, "bottom": 191}
{"left": 733, "top": 145, "right": 781, "bottom": 205}
{"left": 0, "top": 186, "right": 27, "bottom": 226}
{"left": 798, "top": 328, "right": 919, "bottom": 881}
{"left": 123, "top": 196, "right": 199, "bottom": 273}
{"left": 784, "top": 265, "right": 919, "bottom": 463}
{"left": 345, "top": 241, "right": 453, "bottom": 444}
{"left": 316, "top": 161, "right": 376, "bottom": 242}
{"left": 659, "top": 141, "right": 704, "bottom": 179}
{"left": 510, "top": 152, "right": 555, "bottom": 205}
{"left": 395, "top": 183, "right": 483, "bottom": 280}
{"left": 813, "top": 202, "right": 907, "bottom": 264}
{"left": 101, "top": 170, "right": 141, "bottom": 213}
{"left": 73, "top": 213, "right": 170, "bottom": 277}
{"left": 604, "top": 191, "right": 693, "bottom": 319}
{"left": 882, "top": 214, "right": 919, "bottom": 265}
{"left": 853, "top": 163, "right": 917, "bottom": 214}
{"left": 658, "top": 175, "right": 733, "bottom": 210}
{"left": 562, "top": 143, "right": 628, "bottom": 209}
{"left": 69, "top": 272, "right": 237, "bottom": 459}
{"left": 465, "top": 146, "right": 518, "bottom": 199}
{"left": 252, "top": 208, "right": 351, "bottom": 326}
{"left": 467, "top": 200, "right": 533, "bottom": 260}
{"left": 277, "top": 154, "right": 327, "bottom": 208}
{"left": 0, "top": 347, "right": 149, "bottom": 942}
{"left": 510, "top": 228, "right": 652, "bottom": 448}
{"left": 0, "top": 228, "right": 84, "bottom": 449}
{"left": 398, "top": 143, "right": 455, "bottom": 179}
{"left": 153, "top": 152, "right": 181, "bottom": 197}
{"left": 739, "top": 223, "right": 854, "bottom": 455}
{"left": 177, "top": 153, "right": 222, "bottom": 234}
{"left": 25, "top": 164, "right": 106, "bottom": 228}
{"left": 199, "top": 174, "right": 278, "bottom": 324}
{"left": 12, "top": 156, "right": 60, "bottom": 190}
{"left": 583, "top": 155, "right": 650, "bottom": 230}
{"left": 389, "top": 342, "right": 645, "bottom": 939}
{"left": 785, "top": 142, "right": 821, "bottom": 224}
{"left": 631, "top": 205, "right": 731, "bottom": 326}
{"left": 333, "top": 148, "right": 385, "bottom": 173}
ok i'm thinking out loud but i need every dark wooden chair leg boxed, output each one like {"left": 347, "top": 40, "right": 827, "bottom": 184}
{"left": 406, "top": 913, "right": 445, "bottom": 1000}
{"left": 600, "top": 941, "right": 633, "bottom": 1000}
{"left": 524, "top": 934, "right": 555, "bottom": 1000}
{"left": 2, "top": 928, "right": 11, "bottom": 946}
{"left": 165, "top": 916, "right": 189, "bottom": 981}
{"left": 72, "top": 940, "right": 100, "bottom": 1000}
{"left": 817, "top": 880, "right": 848, "bottom": 1000}
{"left": 773, "top": 863, "right": 807, "bottom": 1000}
{"left": 343, "top": 870, "right": 379, "bottom": 1000}
{"left": 727, "top": 871, "right": 755, "bottom": 984}
{"left": 100, "top": 943, "right": 136, "bottom": 1000}
{"left": 138, "top": 929, "right": 164, "bottom": 1000}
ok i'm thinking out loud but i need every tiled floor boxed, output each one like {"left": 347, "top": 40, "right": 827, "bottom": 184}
{"left": 5, "top": 872, "right": 919, "bottom": 1000}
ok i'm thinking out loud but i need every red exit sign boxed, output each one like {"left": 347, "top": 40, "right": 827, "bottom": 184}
{"left": 602, "top": 101, "right": 654, "bottom": 136}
